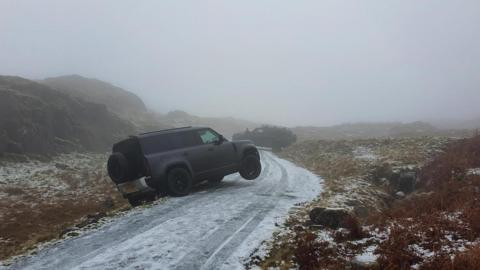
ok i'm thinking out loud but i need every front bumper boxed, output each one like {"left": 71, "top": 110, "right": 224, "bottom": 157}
{"left": 116, "top": 177, "right": 154, "bottom": 197}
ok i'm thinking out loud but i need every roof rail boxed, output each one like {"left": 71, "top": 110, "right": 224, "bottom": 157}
{"left": 139, "top": 126, "right": 192, "bottom": 135}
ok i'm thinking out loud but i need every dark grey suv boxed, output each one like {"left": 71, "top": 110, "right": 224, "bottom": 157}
{"left": 107, "top": 127, "right": 261, "bottom": 206}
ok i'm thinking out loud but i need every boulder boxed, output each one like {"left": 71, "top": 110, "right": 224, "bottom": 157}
{"left": 388, "top": 170, "right": 417, "bottom": 194}
{"left": 309, "top": 207, "right": 352, "bottom": 229}
{"left": 398, "top": 171, "right": 416, "bottom": 193}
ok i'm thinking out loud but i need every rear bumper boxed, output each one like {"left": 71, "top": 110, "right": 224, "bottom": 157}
{"left": 116, "top": 177, "right": 154, "bottom": 197}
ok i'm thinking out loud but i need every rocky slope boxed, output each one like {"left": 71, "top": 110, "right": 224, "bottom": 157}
{"left": 0, "top": 76, "right": 135, "bottom": 156}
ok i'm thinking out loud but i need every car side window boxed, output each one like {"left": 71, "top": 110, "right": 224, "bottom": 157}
{"left": 174, "top": 131, "right": 203, "bottom": 148}
{"left": 142, "top": 134, "right": 175, "bottom": 154}
{"left": 197, "top": 129, "right": 219, "bottom": 144}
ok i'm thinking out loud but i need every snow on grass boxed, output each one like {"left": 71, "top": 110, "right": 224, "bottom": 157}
{"left": 354, "top": 245, "right": 377, "bottom": 264}
{"left": 467, "top": 168, "right": 480, "bottom": 176}
{"left": 0, "top": 152, "right": 107, "bottom": 200}
{"left": 353, "top": 146, "right": 378, "bottom": 160}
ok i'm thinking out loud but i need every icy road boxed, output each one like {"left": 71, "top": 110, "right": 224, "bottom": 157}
{"left": 4, "top": 151, "right": 321, "bottom": 270}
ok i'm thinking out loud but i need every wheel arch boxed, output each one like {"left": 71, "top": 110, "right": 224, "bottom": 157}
{"left": 242, "top": 147, "right": 259, "bottom": 159}
{"left": 165, "top": 162, "right": 193, "bottom": 178}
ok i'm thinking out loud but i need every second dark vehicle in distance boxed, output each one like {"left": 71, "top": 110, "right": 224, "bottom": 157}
{"left": 107, "top": 126, "right": 262, "bottom": 206}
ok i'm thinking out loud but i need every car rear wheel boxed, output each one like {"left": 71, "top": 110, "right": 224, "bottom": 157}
{"left": 107, "top": 152, "right": 130, "bottom": 184}
{"left": 167, "top": 167, "right": 192, "bottom": 196}
{"left": 239, "top": 155, "right": 261, "bottom": 180}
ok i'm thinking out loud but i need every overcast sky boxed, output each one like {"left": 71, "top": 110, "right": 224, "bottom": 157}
{"left": 1, "top": 1, "right": 479, "bottom": 126}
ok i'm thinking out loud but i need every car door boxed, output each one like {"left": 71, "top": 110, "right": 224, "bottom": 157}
{"left": 175, "top": 131, "right": 215, "bottom": 175}
{"left": 197, "top": 129, "right": 237, "bottom": 170}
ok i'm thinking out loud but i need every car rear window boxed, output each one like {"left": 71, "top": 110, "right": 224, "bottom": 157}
{"left": 141, "top": 134, "right": 174, "bottom": 154}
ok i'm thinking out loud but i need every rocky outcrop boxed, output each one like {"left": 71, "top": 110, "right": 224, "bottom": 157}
{"left": 309, "top": 207, "right": 353, "bottom": 229}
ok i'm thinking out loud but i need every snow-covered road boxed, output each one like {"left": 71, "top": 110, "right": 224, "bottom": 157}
{"left": 4, "top": 151, "right": 321, "bottom": 270}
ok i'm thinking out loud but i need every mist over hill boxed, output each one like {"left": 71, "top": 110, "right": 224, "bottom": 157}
{"left": 1, "top": 73, "right": 475, "bottom": 157}
{"left": 41, "top": 75, "right": 147, "bottom": 118}
{"left": 0, "top": 76, "right": 135, "bottom": 156}
{"left": 292, "top": 121, "right": 472, "bottom": 141}
{"left": 41, "top": 75, "right": 260, "bottom": 138}
{"left": 40, "top": 75, "right": 172, "bottom": 133}
{"left": 0, "top": 74, "right": 262, "bottom": 157}
{"left": 160, "top": 110, "right": 258, "bottom": 139}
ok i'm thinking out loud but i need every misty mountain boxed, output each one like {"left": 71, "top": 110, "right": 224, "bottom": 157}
{"left": 40, "top": 75, "right": 170, "bottom": 132}
{"left": 292, "top": 121, "right": 471, "bottom": 141}
{"left": 39, "top": 75, "right": 256, "bottom": 137}
{"left": 41, "top": 75, "right": 147, "bottom": 119}
{"left": 0, "top": 75, "right": 135, "bottom": 156}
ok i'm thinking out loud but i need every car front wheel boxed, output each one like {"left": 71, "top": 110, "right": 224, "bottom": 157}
{"left": 239, "top": 155, "right": 261, "bottom": 180}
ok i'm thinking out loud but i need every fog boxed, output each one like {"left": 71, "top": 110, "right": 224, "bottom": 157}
{"left": 1, "top": 1, "right": 479, "bottom": 127}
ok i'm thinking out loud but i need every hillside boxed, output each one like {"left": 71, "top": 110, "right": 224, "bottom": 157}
{"left": 292, "top": 121, "right": 471, "bottom": 141}
{"left": 0, "top": 76, "right": 135, "bottom": 156}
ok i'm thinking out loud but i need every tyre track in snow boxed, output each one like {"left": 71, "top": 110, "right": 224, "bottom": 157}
{"left": 174, "top": 153, "right": 287, "bottom": 270}
{"left": 3, "top": 151, "right": 321, "bottom": 270}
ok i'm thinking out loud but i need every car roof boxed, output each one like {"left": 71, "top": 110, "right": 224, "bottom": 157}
{"left": 135, "top": 126, "right": 209, "bottom": 139}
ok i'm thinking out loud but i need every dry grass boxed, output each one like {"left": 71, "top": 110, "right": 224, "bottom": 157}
{"left": 257, "top": 136, "right": 480, "bottom": 269}
{"left": 370, "top": 135, "right": 480, "bottom": 269}
{"left": 0, "top": 196, "right": 125, "bottom": 260}
{"left": 293, "top": 231, "right": 348, "bottom": 270}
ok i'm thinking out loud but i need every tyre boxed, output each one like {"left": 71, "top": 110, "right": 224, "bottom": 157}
{"left": 107, "top": 152, "right": 130, "bottom": 184}
{"left": 239, "top": 155, "right": 261, "bottom": 180}
{"left": 208, "top": 176, "right": 224, "bottom": 184}
{"left": 167, "top": 167, "right": 193, "bottom": 196}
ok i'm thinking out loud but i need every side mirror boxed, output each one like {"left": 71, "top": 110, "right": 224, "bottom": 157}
{"left": 215, "top": 135, "right": 225, "bottom": 145}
